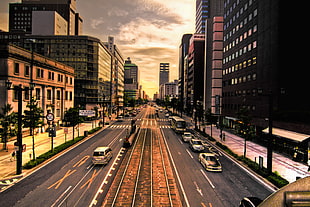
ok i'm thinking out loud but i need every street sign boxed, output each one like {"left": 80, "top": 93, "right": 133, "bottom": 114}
{"left": 64, "top": 128, "right": 68, "bottom": 134}
{"left": 79, "top": 110, "right": 95, "bottom": 117}
{"left": 46, "top": 113, "right": 54, "bottom": 121}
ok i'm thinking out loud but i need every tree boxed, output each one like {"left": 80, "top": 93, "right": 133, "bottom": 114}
{"left": 23, "top": 97, "right": 44, "bottom": 159}
{"left": 63, "top": 107, "right": 84, "bottom": 140}
{"left": 0, "top": 104, "right": 17, "bottom": 150}
{"left": 236, "top": 107, "right": 253, "bottom": 157}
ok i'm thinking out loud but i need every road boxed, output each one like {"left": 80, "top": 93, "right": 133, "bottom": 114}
{"left": 0, "top": 106, "right": 274, "bottom": 207}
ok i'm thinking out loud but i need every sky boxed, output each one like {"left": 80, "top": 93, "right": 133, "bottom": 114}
{"left": 0, "top": 0, "right": 196, "bottom": 97}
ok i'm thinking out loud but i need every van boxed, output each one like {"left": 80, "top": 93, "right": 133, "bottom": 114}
{"left": 92, "top": 147, "right": 113, "bottom": 165}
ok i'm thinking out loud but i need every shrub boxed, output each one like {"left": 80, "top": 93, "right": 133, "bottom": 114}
{"left": 23, "top": 135, "right": 85, "bottom": 169}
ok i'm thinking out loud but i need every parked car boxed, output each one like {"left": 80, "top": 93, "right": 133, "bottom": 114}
{"left": 92, "top": 147, "right": 113, "bottom": 165}
{"left": 199, "top": 153, "right": 222, "bottom": 172}
{"left": 189, "top": 139, "right": 204, "bottom": 152}
{"left": 239, "top": 197, "right": 263, "bottom": 207}
{"left": 182, "top": 132, "right": 193, "bottom": 142}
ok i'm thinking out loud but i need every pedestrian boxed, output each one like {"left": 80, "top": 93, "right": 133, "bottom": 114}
{"left": 307, "top": 159, "right": 310, "bottom": 172}
{"left": 10, "top": 151, "right": 16, "bottom": 162}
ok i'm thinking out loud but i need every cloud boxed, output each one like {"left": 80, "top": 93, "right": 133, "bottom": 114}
{"left": 90, "top": 17, "right": 105, "bottom": 29}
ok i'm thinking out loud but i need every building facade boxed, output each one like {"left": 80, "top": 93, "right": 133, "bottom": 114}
{"left": 195, "top": 0, "right": 210, "bottom": 34}
{"left": 124, "top": 58, "right": 139, "bottom": 100}
{"left": 9, "top": 0, "right": 83, "bottom": 35}
{"left": 178, "top": 34, "right": 192, "bottom": 112}
{"left": 159, "top": 63, "right": 169, "bottom": 87}
{"left": 22, "top": 35, "right": 112, "bottom": 109}
{"left": 0, "top": 43, "right": 74, "bottom": 127}
{"left": 186, "top": 34, "right": 205, "bottom": 114}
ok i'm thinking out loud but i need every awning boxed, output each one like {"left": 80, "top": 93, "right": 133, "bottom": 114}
{"left": 225, "top": 116, "right": 239, "bottom": 121}
{"left": 263, "top": 127, "right": 310, "bottom": 143}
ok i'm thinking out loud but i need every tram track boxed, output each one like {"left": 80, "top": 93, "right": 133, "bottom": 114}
{"left": 102, "top": 108, "right": 181, "bottom": 207}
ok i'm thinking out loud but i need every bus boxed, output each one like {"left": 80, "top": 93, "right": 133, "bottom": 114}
{"left": 170, "top": 116, "right": 186, "bottom": 133}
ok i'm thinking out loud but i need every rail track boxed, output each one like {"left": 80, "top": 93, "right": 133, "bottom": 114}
{"left": 102, "top": 118, "right": 181, "bottom": 206}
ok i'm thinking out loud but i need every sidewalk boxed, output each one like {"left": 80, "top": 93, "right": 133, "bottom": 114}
{"left": 179, "top": 114, "right": 309, "bottom": 183}
{"left": 0, "top": 118, "right": 113, "bottom": 181}
{"left": 203, "top": 125, "right": 308, "bottom": 183}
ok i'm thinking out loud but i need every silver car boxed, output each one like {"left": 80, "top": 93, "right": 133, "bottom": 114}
{"left": 189, "top": 139, "right": 204, "bottom": 152}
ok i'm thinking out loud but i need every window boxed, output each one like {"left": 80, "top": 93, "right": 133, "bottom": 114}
{"left": 37, "top": 68, "right": 44, "bottom": 78}
{"left": 14, "top": 63, "right": 20, "bottom": 74}
{"left": 47, "top": 90, "right": 52, "bottom": 100}
{"left": 48, "top": 72, "right": 54, "bottom": 80}
{"left": 36, "top": 88, "right": 41, "bottom": 100}
{"left": 25, "top": 66, "right": 30, "bottom": 77}
{"left": 56, "top": 90, "right": 61, "bottom": 100}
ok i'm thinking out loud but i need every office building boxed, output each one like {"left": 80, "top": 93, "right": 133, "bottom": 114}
{"left": 196, "top": 0, "right": 210, "bottom": 34}
{"left": 22, "top": 35, "right": 112, "bottom": 109}
{"left": 124, "top": 58, "right": 139, "bottom": 99}
{"left": 32, "top": 11, "right": 68, "bottom": 35}
{"left": 202, "top": 0, "right": 224, "bottom": 114}
{"left": 9, "top": 0, "right": 83, "bottom": 35}
{"left": 104, "top": 37, "right": 124, "bottom": 114}
{"left": 178, "top": 34, "right": 192, "bottom": 112}
{"left": 0, "top": 43, "right": 74, "bottom": 127}
{"left": 186, "top": 34, "right": 205, "bottom": 114}
{"left": 159, "top": 63, "right": 169, "bottom": 87}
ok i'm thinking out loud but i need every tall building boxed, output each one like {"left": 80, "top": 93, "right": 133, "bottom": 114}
{"left": 195, "top": 0, "right": 210, "bottom": 34}
{"left": 179, "top": 34, "right": 192, "bottom": 112}
{"left": 159, "top": 63, "right": 169, "bottom": 87}
{"left": 203, "top": 0, "right": 224, "bottom": 114}
{"left": 104, "top": 37, "right": 124, "bottom": 115}
{"left": 186, "top": 34, "right": 205, "bottom": 114}
{"left": 124, "top": 58, "right": 139, "bottom": 99}
{"left": 222, "top": 0, "right": 310, "bottom": 132}
{"left": 22, "top": 35, "right": 112, "bottom": 109}
{"left": 9, "top": 0, "right": 83, "bottom": 35}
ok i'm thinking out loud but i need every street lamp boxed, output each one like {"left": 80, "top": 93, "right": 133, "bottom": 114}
{"left": 257, "top": 88, "right": 273, "bottom": 175}
{"left": 6, "top": 80, "right": 34, "bottom": 175}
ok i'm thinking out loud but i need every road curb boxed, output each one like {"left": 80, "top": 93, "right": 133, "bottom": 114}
{"left": 0, "top": 122, "right": 115, "bottom": 193}
{"left": 193, "top": 129, "right": 279, "bottom": 192}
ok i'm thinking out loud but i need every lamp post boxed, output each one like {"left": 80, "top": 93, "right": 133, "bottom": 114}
{"left": 6, "top": 80, "right": 35, "bottom": 175}
{"left": 258, "top": 88, "right": 273, "bottom": 175}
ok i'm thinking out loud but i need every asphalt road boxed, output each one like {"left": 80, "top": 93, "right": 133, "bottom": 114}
{"left": 0, "top": 106, "right": 274, "bottom": 207}
{"left": 0, "top": 115, "right": 138, "bottom": 207}
{"left": 158, "top": 113, "right": 274, "bottom": 207}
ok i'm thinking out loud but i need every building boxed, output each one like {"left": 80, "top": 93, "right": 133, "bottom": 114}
{"left": 159, "top": 63, "right": 169, "bottom": 87}
{"left": 9, "top": 0, "right": 83, "bottom": 35}
{"left": 223, "top": 0, "right": 310, "bottom": 132}
{"left": 31, "top": 11, "right": 68, "bottom": 35}
{"left": 222, "top": 0, "right": 265, "bottom": 128}
{"left": 160, "top": 80, "right": 179, "bottom": 101}
{"left": 186, "top": 34, "right": 205, "bottom": 114}
{"left": 124, "top": 58, "right": 139, "bottom": 100}
{"left": 0, "top": 43, "right": 74, "bottom": 128}
{"left": 21, "top": 35, "right": 112, "bottom": 109}
{"left": 104, "top": 37, "right": 124, "bottom": 115}
{"left": 178, "top": 34, "right": 192, "bottom": 112}
{"left": 195, "top": 0, "right": 210, "bottom": 34}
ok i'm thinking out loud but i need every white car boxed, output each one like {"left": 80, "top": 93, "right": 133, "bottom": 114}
{"left": 182, "top": 132, "right": 193, "bottom": 142}
{"left": 199, "top": 153, "right": 222, "bottom": 172}
{"left": 189, "top": 139, "right": 204, "bottom": 152}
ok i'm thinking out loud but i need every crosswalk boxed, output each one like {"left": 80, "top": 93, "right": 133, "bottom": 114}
{"left": 109, "top": 124, "right": 171, "bottom": 129}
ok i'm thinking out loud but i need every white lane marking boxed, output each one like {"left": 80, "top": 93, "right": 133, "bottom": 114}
{"left": 51, "top": 186, "right": 72, "bottom": 207}
{"left": 200, "top": 169, "right": 215, "bottom": 189}
{"left": 186, "top": 149, "right": 194, "bottom": 159}
{"left": 194, "top": 181, "right": 203, "bottom": 196}
{"left": 161, "top": 129, "right": 190, "bottom": 207}
{"left": 89, "top": 147, "right": 125, "bottom": 207}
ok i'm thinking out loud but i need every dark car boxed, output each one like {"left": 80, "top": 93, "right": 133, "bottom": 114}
{"left": 239, "top": 197, "right": 263, "bottom": 207}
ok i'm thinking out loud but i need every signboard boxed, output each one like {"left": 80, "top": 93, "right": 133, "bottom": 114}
{"left": 46, "top": 113, "right": 54, "bottom": 121}
{"left": 79, "top": 110, "right": 95, "bottom": 117}
{"left": 64, "top": 128, "right": 68, "bottom": 134}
